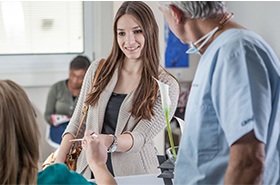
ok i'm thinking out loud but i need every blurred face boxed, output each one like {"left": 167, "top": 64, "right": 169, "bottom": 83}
{"left": 117, "top": 14, "right": 145, "bottom": 60}
{"left": 68, "top": 69, "right": 86, "bottom": 90}
{"left": 159, "top": 6, "right": 177, "bottom": 35}
{"left": 159, "top": 5, "right": 187, "bottom": 44}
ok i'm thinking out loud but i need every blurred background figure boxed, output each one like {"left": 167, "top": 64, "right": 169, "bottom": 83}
{"left": 44, "top": 55, "right": 91, "bottom": 147}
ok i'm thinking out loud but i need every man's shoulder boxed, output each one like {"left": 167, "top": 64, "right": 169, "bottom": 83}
{"left": 220, "top": 29, "right": 263, "bottom": 47}
{"left": 53, "top": 80, "right": 67, "bottom": 86}
{"left": 51, "top": 80, "right": 67, "bottom": 89}
{"left": 208, "top": 29, "right": 262, "bottom": 58}
{"left": 48, "top": 80, "right": 68, "bottom": 95}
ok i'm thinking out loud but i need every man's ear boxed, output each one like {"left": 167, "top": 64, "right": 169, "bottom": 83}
{"left": 169, "top": 5, "right": 184, "bottom": 24}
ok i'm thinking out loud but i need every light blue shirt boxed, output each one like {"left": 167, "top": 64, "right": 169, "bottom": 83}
{"left": 174, "top": 29, "right": 280, "bottom": 185}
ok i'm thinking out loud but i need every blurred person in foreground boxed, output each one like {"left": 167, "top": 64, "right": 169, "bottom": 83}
{"left": 0, "top": 79, "right": 116, "bottom": 185}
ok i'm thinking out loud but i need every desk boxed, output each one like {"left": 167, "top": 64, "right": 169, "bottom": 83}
{"left": 89, "top": 173, "right": 165, "bottom": 185}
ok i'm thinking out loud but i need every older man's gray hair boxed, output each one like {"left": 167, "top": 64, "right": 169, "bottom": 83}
{"left": 159, "top": 1, "right": 226, "bottom": 19}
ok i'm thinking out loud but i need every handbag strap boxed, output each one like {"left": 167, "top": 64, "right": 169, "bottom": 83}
{"left": 74, "top": 105, "right": 88, "bottom": 138}
{"left": 73, "top": 59, "right": 105, "bottom": 139}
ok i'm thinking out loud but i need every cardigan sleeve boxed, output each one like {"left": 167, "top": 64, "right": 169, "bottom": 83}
{"left": 124, "top": 70, "right": 180, "bottom": 153}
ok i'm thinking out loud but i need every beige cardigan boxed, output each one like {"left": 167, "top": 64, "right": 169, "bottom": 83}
{"left": 64, "top": 59, "right": 180, "bottom": 178}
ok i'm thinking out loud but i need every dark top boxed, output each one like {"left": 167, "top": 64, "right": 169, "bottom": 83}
{"left": 102, "top": 92, "right": 127, "bottom": 135}
{"left": 91, "top": 92, "right": 127, "bottom": 179}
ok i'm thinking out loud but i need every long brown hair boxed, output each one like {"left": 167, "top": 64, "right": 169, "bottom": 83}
{"left": 85, "top": 1, "right": 159, "bottom": 120}
{"left": 0, "top": 80, "right": 40, "bottom": 184}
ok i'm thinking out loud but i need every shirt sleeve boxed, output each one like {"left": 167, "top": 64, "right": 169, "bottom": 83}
{"left": 211, "top": 42, "right": 272, "bottom": 146}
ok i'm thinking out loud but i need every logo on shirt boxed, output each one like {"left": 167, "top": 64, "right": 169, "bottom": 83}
{"left": 241, "top": 115, "right": 254, "bottom": 126}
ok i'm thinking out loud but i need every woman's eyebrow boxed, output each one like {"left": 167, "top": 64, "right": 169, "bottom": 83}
{"left": 117, "top": 26, "right": 141, "bottom": 31}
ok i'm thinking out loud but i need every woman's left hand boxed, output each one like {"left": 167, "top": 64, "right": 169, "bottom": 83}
{"left": 95, "top": 133, "right": 115, "bottom": 149}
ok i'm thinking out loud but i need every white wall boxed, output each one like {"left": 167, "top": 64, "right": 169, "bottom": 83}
{"left": 1, "top": 1, "right": 280, "bottom": 162}
{"left": 226, "top": 1, "right": 280, "bottom": 59}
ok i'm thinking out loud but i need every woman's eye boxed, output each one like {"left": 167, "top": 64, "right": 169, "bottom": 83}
{"left": 134, "top": 30, "right": 143, "bottom": 34}
{"left": 118, "top": 32, "right": 125, "bottom": 36}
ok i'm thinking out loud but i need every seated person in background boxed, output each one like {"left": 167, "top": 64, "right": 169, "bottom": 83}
{"left": 44, "top": 55, "right": 91, "bottom": 145}
{"left": 0, "top": 79, "right": 116, "bottom": 185}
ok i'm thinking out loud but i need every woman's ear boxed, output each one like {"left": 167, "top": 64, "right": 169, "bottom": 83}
{"left": 169, "top": 5, "right": 184, "bottom": 24}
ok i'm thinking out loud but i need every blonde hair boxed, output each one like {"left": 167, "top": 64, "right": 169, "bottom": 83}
{"left": 0, "top": 80, "right": 40, "bottom": 184}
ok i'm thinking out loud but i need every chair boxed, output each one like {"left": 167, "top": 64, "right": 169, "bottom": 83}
{"left": 45, "top": 124, "right": 60, "bottom": 149}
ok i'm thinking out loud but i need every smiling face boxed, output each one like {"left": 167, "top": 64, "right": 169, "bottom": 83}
{"left": 117, "top": 14, "right": 145, "bottom": 61}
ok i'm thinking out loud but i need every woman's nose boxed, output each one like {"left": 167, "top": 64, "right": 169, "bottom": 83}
{"left": 126, "top": 33, "right": 136, "bottom": 45}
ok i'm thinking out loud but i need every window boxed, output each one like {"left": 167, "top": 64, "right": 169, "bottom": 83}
{"left": 0, "top": 1, "right": 95, "bottom": 87}
{"left": 0, "top": 1, "right": 83, "bottom": 55}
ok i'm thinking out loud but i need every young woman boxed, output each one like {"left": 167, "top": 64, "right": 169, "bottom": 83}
{"left": 0, "top": 80, "right": 115, "bottom": 184}
{"left": 56, "top": 1, "right": 179, "bottom": 178}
